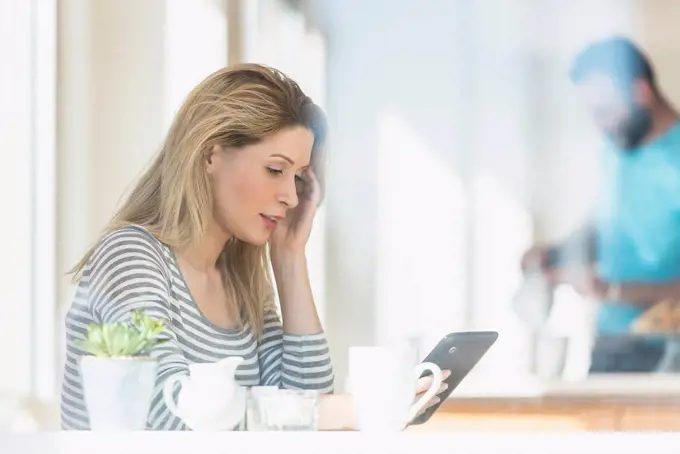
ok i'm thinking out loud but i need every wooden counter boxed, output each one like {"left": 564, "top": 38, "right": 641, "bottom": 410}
{"left": 408, "top": 375, "right": 680, "bottom": 432}
{"left": 409, "top": 395, "right": 680, "bottom": 432}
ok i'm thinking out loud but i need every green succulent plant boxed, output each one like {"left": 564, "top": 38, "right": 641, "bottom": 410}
{"left": 76, "top": 310, "right": 167, "bottom": 357}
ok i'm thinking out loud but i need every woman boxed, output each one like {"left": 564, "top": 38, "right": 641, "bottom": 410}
{"left": 60, "top": 64, "right": 443, "bottom": 431}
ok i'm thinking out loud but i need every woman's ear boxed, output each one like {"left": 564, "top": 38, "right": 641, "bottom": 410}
{"left": 205, "top": 144, "right": 222, "bottom": 173}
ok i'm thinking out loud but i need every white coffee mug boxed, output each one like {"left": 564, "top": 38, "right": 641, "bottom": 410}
{"left": 348, "top": 345, "right": 443, "bottom": 432}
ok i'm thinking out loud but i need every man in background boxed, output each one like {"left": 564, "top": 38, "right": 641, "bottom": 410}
{"left": 521, "top": 36, "right": 680, "bottom": 373}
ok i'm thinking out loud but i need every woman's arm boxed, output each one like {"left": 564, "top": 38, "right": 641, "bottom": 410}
{"left": 87, "top": 228, "right": 190, "bottom": 430}
{"left": 317, "top": 394, "right": 355, "bottom": 431}
{"left": 270, "top": 251, "right": 322, "bottom": 334}
{"left": 257, "top": 308, "right": 334, "bottom": 392}
{"left": 257, "top": 251, "right": 334, "bottom": 392}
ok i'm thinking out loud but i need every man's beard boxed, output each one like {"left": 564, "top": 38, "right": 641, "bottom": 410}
{"left": 607, "top": 107, "right": 653, "bottom": 151}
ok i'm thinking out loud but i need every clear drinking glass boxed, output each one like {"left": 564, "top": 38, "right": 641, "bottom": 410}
{"left": 246, "top": 387, "right": 319, "bottom": 431}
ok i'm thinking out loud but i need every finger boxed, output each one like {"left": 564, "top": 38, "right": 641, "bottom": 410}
{"left": 522, "top": 247, "right": 546, "bottom": 270}
{"left": 302, "top": 167, "right": 321, "bottom": 200}
{"left": 415, "top": 381, "right": 448, "bottom": 403}
{"left": 414, "top": 396, "right": 441, "bottom": 418}
{"left": 545, "top": 268, "right": 562, "bottom": 285}
{"left": 426, "top": 396, "right": 441, "bottom": 409}
{"left": 415, "top": 375, "right": 434, "bottom": 394}
{"left": 416, "top": 368, "right": 451, "bottom": 395}
{"left": 303, "top": 167, "right": 324, "bottom": 206}
{"left": 293, "top": 170, "right": 322, "bottom": 226}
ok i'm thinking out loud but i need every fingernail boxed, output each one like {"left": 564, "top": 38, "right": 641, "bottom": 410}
{"left": 438, "top": 383, "right": 448, "bottom": 393}
{"left": 443, "top": 369, "right": 452, "bottom": 379}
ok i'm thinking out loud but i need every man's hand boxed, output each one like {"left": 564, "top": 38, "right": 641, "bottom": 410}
{"left": 520, "top": 245, "right": 552, "bottom": 272}
{"left": 549, "top": 265, "right": 608, "bottom": 300}
{"left": 520, "top": 244, "right": 563, "bottom": 276}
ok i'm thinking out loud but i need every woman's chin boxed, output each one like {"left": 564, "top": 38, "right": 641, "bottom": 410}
{"left": 232, "top": 233, "right": 270, "bottom": 247}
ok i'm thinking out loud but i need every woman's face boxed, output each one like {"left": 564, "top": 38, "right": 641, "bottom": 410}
{"left": 206, "top": 125, "right": 314, "bottom": 245}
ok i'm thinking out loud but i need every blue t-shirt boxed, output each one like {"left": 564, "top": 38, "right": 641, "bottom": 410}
{"left": 595, "top": 122, "right": 680, "bottom": 334}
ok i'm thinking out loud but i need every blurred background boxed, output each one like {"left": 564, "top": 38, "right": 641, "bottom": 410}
{"left": 3, "top": 0, "right": 680, "bottom": 431}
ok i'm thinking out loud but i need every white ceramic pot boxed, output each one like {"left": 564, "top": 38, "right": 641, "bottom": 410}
{"left": 80, "top": 356, "right": 158, "bottom": 430}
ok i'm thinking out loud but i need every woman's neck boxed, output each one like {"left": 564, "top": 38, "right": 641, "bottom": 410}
{"left": 177, "top": 222, "right": 230, "bottom": 272}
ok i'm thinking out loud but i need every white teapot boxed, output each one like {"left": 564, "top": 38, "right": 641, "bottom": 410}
{"left": 162, "top": 357, "right": 246, "bottom": 430}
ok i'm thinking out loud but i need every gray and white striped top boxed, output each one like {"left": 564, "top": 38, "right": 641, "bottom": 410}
{"left": 60, "top": 225, "right": 334, "bottom": 430}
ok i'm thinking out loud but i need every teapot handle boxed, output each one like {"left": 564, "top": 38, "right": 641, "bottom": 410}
{"left": 162, "top": 373, "right": 189, "bottom": 420}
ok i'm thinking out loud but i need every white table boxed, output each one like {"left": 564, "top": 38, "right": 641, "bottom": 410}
{"left": 2, "top": 432, "right": 679, "bottom": 454}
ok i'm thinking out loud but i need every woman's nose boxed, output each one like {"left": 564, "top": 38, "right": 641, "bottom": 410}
{"left": 278, "top": 177, "right": 299, "bottom": 208}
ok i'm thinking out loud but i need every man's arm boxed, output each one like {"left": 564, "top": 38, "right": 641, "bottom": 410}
{"left": 549, "top": 224, "right": 680, "bottom": 307}
{"left": 547, "top": 222, "right": 597, "bottom": 269}
{"left": 607, "top": 281, "right": 680, "bottom": 308}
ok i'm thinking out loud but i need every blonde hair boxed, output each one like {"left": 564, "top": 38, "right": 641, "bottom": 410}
{"left": 70, "top": 63, "right": 328, "bottom": 337}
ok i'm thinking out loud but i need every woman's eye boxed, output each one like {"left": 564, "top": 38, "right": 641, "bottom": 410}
{"left": 267, "top": 167, "right": 283, "bottom": 175}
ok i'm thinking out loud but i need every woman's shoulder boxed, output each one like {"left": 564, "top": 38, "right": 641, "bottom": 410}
{"left": 89, "top": 224, "right": 171, "bottom": 269}
{"left": 100, "top": 224, "right": 163, "bottom": 245}
{"left": 77, "top": 225, "right": 176, "bottom": 320}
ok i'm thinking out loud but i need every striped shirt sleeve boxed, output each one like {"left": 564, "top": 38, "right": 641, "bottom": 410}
{"left": 257, "top": 309, "right": 335, "bottom": 393}
{"left": 88, "top": 228, "right": 189, "bottom": 430}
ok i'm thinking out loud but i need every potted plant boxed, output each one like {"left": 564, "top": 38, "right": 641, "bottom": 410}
{"left": 77, "top": 310, "right": 167, "bottom": 430}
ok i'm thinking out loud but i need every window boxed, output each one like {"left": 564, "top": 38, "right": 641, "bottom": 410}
{"left": 0, "top": 0, "right": 57, "bottom": 399}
